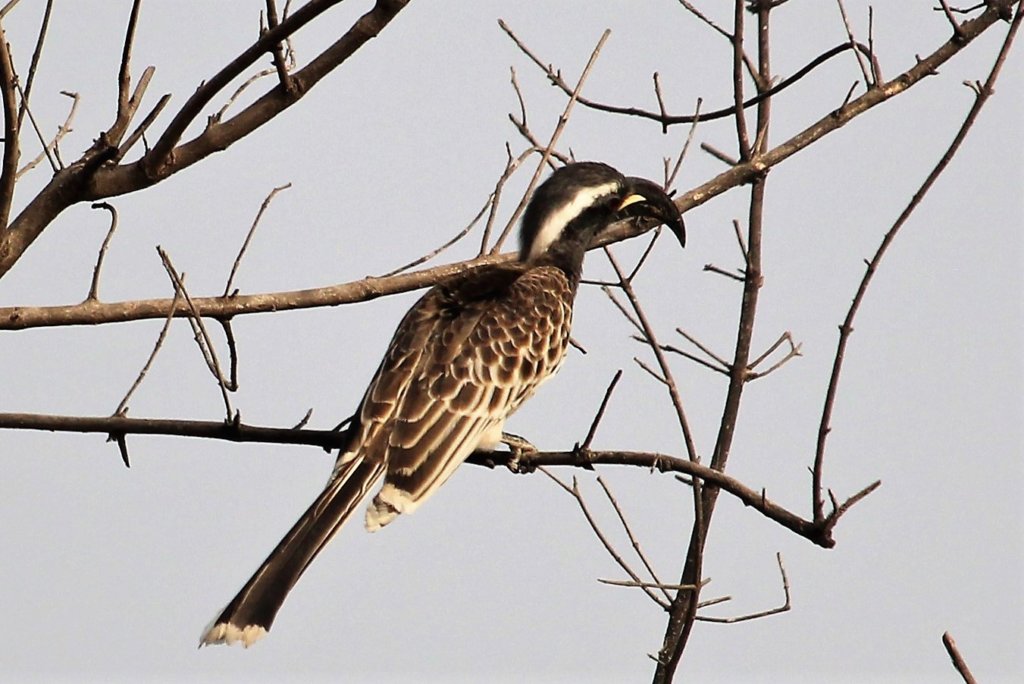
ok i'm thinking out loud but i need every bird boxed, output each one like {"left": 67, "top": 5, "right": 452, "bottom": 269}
{"left": 200, "top": 161, "right": 685, "bottom": 647}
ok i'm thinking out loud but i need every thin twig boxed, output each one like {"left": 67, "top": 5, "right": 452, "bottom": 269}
{"left": 654, "top": 341, "right": 729, "bottom": 376}
{"left": 15, "top": 81, "right": 58, "bottom": 172}
{"left": 679, "top": 0, "right": 762, "bottom": 81}
{"left": 16, "top": 0, "right": 53, "bottom": 131}
{"left": 597, "top": 475, "right": 673, "bottom": 603}
{"left": 265, "top": 0, "right": 296, "bottom": 95}
{"left": 696, "top": 552, "right": 790, "bottom": 623}
{"left": 937, "top": 0, "right": 968, "bottom": 40}
{"left": 213, "top": 67, "right": 277, "bottom": 122}
{"left": 695, "top": 594, "right": 730, "bottom": 610}
{"left": 599, "top": 578, "right": 707, "bottom": 591}
{"left": 541, "top": 469, "right": 670, "bottom": 610}
{"left": 665, "top": 98, "right": 702, "bottom": 190}
{"left": 676, "top": 327, "right": 730, "bottom": 369}
{"left": 732, "top": 218, "right": 749, "bottom": 263}
{"left": 580, "top": 371, "right": 623, "bottom": 451}
{"left": 0, "top": 1, "right": 21, "bottom": 20}
{"left": 625, "top": 228, "right": 664, "bottom": 282}
{"left": 88, "top": 203, "right": 120, "bottom": 301}
{"left": 702, "top": 263, "right": 744, "bottom": 282}
{"left": 700, "top": 142, "right": 737, "bottom": 167}
{"left": 747, "top": 331, "right": 802, "bottom": 378}
{"left": 157, "top": 248, "right": 236, "bottom": 419}
{"left": 653, "top": 72, "right": 669, "bottom": 134}
{"left": 835, "top": 0, "right": 874, "bottom": 87}
{"left": 868, "top": 7, "right": 881, "bottom": 84}
{"left": 477, "top": 145, "right": 543, "bottom": 255}
{"left": 17, "top": 90, "right": 78, "bottom": 179}
{"left": 942, "top": 632, "right": 977, "bottom": 684}
{"left": 113, "top": 278, "right": 186, "bottom": 416}
{"left": 677, "top": 0, "right": 731, "bottom": 39}
{"left": 217, "top": 318, "right": 240, "bottom": 391}
{"left": 941, "top": 3, "right": 987, "bottom": 14}
{"left": 115, "top": 89, "right": 170, "bottom": 162}
{"left": 606, "top": 248, "right": 699, "bottom": 462}
{"left": 505, "top": 69, "right": 570, "bottom": 173}
{"left": 634, "top": 357, "right": 666, "bottom": 385}
{"left": 732, "top": 0, "right": 751, "bottom": 160}
{"left": 223, "top": 183, "right": 292, "bottom": 296}
{"left": 116, "top": 0, "right": 143, "bottom": 126}
{"left": 0, "top": 25, "right": 21, "bottom": 230}
{"left": 601, "top": 284, "right": 643, "bottom": 334}
{"left": 101, "top": 1, "right": 153, "bottom": 150}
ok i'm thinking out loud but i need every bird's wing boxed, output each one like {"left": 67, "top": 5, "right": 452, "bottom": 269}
{"left": 356, "top": 264, "right": 575, "bottom": 530}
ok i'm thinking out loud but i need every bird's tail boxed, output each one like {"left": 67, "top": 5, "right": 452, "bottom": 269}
{"left": 199, "top": 456, "right": 385, "bottom": 647}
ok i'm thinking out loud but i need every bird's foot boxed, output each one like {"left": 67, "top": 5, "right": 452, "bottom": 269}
{"left": 501, "top": 432, "right": 538, "bottom": 473}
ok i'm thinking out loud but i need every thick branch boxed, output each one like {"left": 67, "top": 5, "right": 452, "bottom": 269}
{"left": 141, "top": 0, "right": 345, "bottom": 175}
{"left": 1, "top": 251, "right": 508, "bottom": 330}
{"left": 1, "top": 221, "right": 663, "bottom": 330}
{"left": 136, "top": 0, "right": 410, "bottom": 187}
{"left": 0, "top": 0, "right": 411, "bottom": 278}
{"left": 655, "top": 4, "right": 774, "bottom": 678}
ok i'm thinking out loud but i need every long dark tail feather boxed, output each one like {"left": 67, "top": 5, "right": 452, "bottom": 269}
{"left": 200, "top": 457, "right": 385, "bottom": 647}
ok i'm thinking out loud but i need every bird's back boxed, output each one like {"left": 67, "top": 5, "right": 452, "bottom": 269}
{"left": 340, "top": 261, "right": 576, "bottom": 529}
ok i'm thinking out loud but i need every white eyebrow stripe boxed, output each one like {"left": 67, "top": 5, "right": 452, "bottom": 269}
{"left": 527, "top": 181, "right": 619, "bottom": 260}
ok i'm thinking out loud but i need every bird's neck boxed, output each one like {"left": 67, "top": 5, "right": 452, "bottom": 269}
{"left": 527, "top": 237, "right": 588, "bottom": 288}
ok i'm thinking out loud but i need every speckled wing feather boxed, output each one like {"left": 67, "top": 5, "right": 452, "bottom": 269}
{"left": 350, "top": 263, "right": 575, "bottom": 530}
{"left": 202, "top": 263, "right": 575, "bottom": 645}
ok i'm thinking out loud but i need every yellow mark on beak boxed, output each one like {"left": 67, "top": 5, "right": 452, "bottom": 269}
{"left": 616, "top": 193, "right": 647, "bottom": 210}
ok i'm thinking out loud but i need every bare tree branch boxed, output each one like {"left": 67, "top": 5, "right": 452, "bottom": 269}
{"left": 0, "top": 0, "right": 412, "bottom": 278}
{"left": 15, "top": 0, "right": 53, "bottom": 131}
{"left": 113, "top": 281, "right": 185, "bottom": 417}
{"left": 543, "top": 470, "right": 671, "bottom": 610}
{"left": 694, "top": 552, "right": 790, "bottom": 623}
{"left": 223, "top": 182, "right": 292, "bottom": 296}
{"left": 88, "top": 203, "right": 120, "bottom": 301}
{"left": 110, "top": 0, "right": 144, "bottom": 146}
{"left": 813, "top": 0, "right": 1023, "bottom": 521}
{"left": 0, "top": 19, "right": 19, "bottom": 230}
{"left": 942, "top": 631, "right": 978, "bottom": 684}
{"left": 0, "top": 409, "right": 878, "bottom": 550}
{"left": 16, "top": 90, "right": 77, "bottom": 179}
{"left": 655, "top": 2, "right": 774, "bottom": 676}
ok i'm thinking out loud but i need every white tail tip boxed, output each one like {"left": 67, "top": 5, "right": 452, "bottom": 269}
{"left": 199, "top": 621, "right": 268, "bottom": 648}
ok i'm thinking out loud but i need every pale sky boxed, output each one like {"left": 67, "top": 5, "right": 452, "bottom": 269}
{"left": 0, "top": 2, "right": 1021, "bottom": 682}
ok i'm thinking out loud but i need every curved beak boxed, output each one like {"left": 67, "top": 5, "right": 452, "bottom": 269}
{"left": 617, "top": 177, "right": 686, "bottom": 248}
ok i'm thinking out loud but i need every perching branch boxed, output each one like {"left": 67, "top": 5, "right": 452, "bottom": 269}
{"left": 0, "top": 409, "right": 877, "bottom": 549}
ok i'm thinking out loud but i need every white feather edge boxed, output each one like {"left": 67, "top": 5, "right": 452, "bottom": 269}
{"left": 527, "top": 181, "right": 619, "bottom": 260}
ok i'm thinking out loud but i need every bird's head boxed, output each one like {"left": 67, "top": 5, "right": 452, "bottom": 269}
{"left": 518, "top": 161, "right": 685, "bottom": 264}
